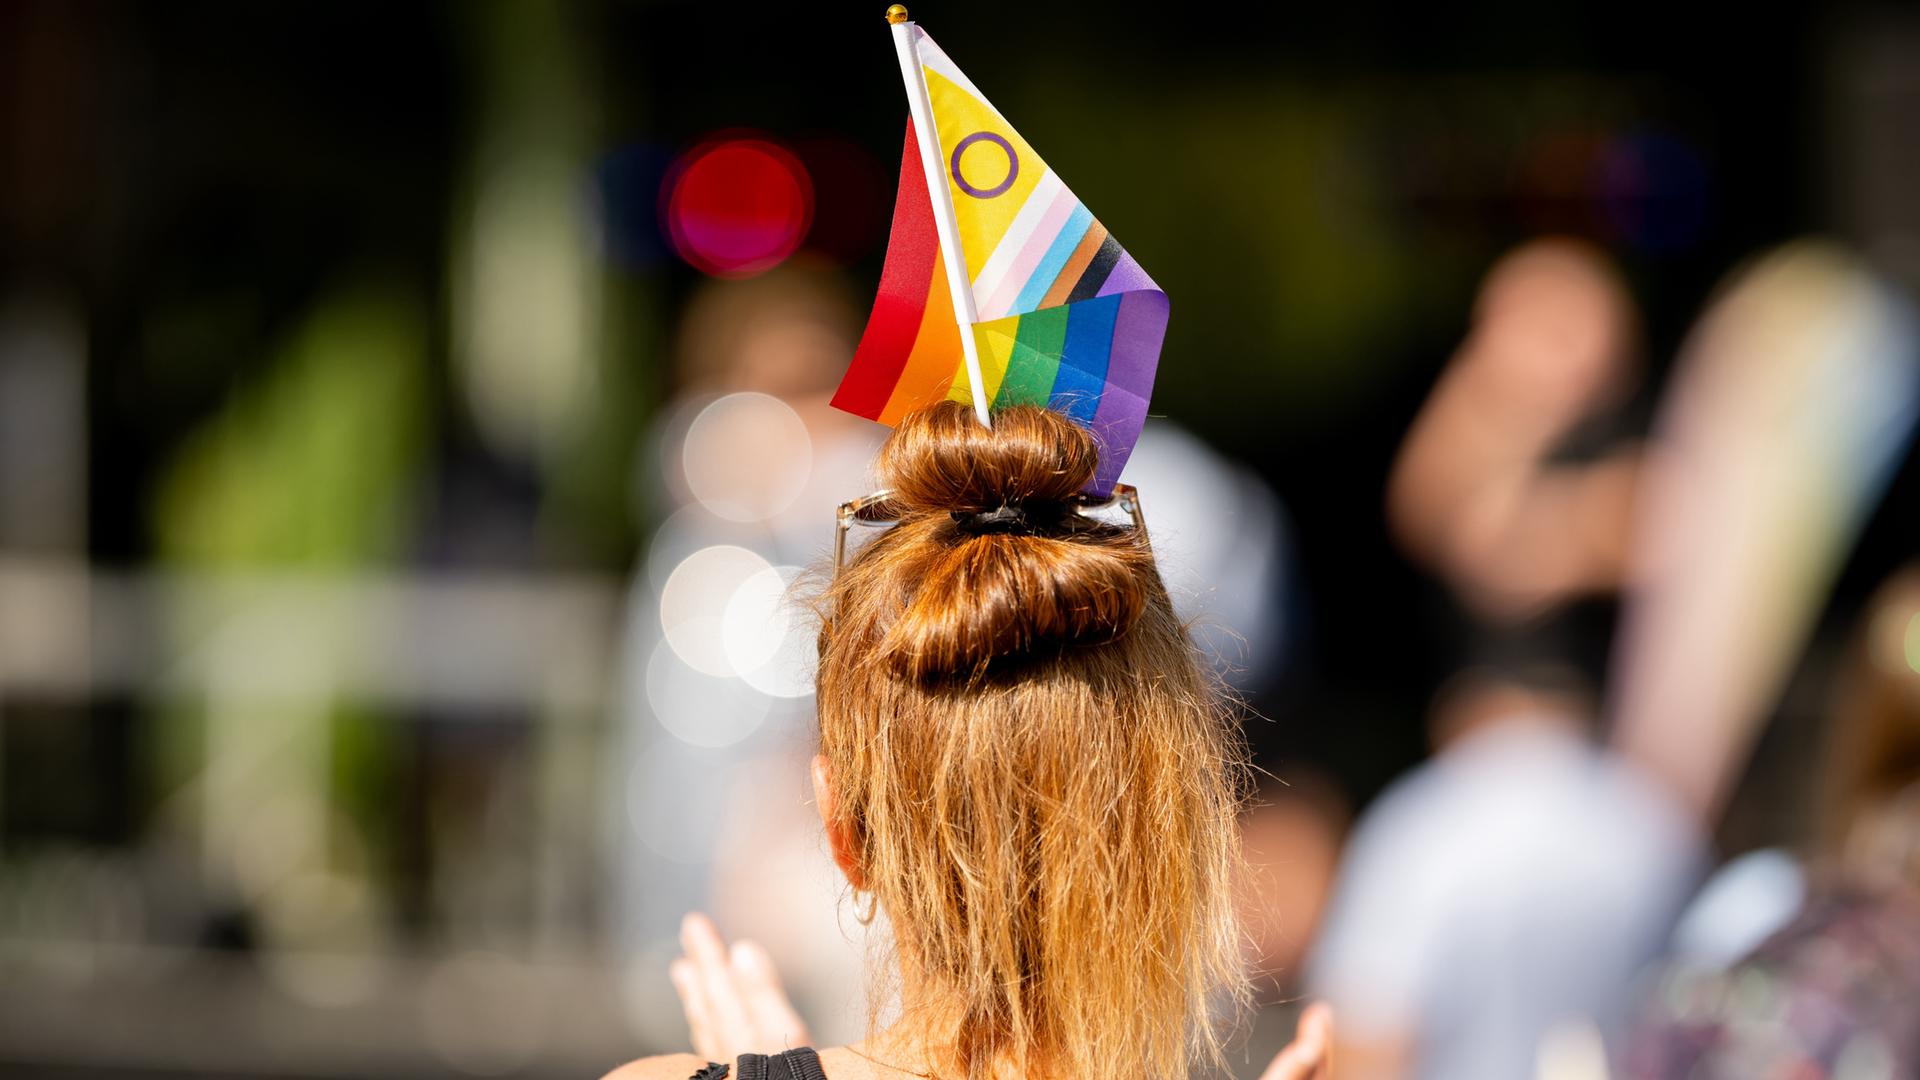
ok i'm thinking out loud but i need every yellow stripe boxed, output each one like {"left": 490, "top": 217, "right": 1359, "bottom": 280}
{"left": 953, "top": 316, "right": 1017, "bottom": 407}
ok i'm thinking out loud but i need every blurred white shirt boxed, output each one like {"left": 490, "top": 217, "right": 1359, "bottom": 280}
{"left": 1310, "top": 718, "right": 1701, "bottom": 1080}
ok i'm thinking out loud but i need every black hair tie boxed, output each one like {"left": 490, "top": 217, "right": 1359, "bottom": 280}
{"left": 950, "top": 501, "right": 1067, "bottom": 537}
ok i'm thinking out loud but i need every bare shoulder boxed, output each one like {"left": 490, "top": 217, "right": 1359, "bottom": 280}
{"left": 600, "top": 1052, "right": 710, "bottom": 1080}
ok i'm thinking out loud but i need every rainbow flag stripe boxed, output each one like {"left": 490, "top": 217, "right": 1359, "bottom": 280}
{"left": 828, "top": 124, "right": 965, "bottom": 429}
{"left": 832, "top": 27, "right": 1168, "bottom": 494}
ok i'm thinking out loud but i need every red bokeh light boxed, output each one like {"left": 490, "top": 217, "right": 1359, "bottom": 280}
{"left": 663, "top": 136, "right": 814, "bottom": 279}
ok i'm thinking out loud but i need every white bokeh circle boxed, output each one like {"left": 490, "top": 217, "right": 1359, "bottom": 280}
{"left": 644, "top": 637, "right": 771, "bottom": 749}
{"left": 681, "top": 392, "right": 812, "bottom": 523}
{"left": 721, "top": 565, "right": 817, "bottom": 699}
{"left": 659, "top": 544, "right": 772, "bottom": 675}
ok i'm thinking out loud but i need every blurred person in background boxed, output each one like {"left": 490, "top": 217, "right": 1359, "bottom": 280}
{"left": 612, "top": 263, "right": 885, "bottom": 1049}
{"left": 1311, "top": 663, "right": 1697, "bottom": 1080}
{"left": 1605, "top": 243, "right": 1919, "bottom": 833}
{"left": 1314, "top": 239, "right": 1920, "bottom": 1079}
{"left": 1311, "top": 239, "right": 1700, "bottom": 1080}
{"left": 1623, "top": 565, "right": 1920, "bottom": 1078}
{"left": 1605, "top": 239, "right": 1920, "bottom": 1077}
{"left": 1386, "top": 239, "right": 1642, "bottom": 624}
{"left": 608, "top": 403, "right": 1333, "bottom": 1080}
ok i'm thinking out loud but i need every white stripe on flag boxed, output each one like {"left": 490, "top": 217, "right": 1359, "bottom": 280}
{"left": 978, "top": 184, "right": 1076, "bottom": 319}
{"left": 969, "top": 169, "right": 1064, "bottom": 310}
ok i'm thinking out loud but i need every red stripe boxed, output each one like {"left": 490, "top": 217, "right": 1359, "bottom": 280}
{"left": 831, "top": 121, "right": 939, "bottom": 420}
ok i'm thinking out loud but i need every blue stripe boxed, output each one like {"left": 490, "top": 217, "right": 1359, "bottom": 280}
{"left": 1011, "top": 202, "right": 1094, "bottom": 315}
{"left": 1049, "top": 294, "right": 1121, "bottom": 424}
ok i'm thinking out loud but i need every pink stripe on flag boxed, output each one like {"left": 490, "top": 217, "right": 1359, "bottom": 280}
{"left": 980, "top": 186, "right": 1079, "bottom": 319}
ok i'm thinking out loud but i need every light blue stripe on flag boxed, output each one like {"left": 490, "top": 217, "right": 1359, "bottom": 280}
{"left": 1011, "top": 202, "right": 1094, "bottom": 315}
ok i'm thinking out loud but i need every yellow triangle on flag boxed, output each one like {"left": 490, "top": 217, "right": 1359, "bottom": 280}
{"left": 921, "top": 69, "right": 1050, "bottom": 280}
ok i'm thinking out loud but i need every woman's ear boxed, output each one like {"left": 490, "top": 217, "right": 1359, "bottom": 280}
{"left": 811, "top": 754, "right": 866, "bottom": 890}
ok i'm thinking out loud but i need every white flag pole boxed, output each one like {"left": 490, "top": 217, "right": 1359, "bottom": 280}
{"left": 887, "top": 5, "right": 992, "bottom": 428}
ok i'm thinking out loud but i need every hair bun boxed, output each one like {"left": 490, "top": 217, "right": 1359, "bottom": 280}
{"left": 876, "top": 400, "right": 1101, "bottom": 512}
{"left": 843, "top": 402, "right": 1154, "bottom": 680}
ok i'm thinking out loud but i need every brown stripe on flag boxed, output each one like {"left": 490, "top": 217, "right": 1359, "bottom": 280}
{"left": 1038, "top": 221, "right": 1109, "bottom": 309}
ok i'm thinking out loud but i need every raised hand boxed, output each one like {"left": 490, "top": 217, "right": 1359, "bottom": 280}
{"left": 1261, "top": 1003, "right": 1334, "bottom": 1080}
{"left": 669, "top": 912, "right": 814, "bottom": 1063}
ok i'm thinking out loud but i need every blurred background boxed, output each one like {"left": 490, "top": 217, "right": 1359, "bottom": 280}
{"left": 3, "top": 1, "right": 1919, "bottom": 1077}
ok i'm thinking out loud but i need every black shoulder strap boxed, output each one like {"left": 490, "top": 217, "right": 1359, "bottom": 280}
{"left": 734, "top": 1048, "right": 825, "bottom": 1080}
{"left": 779, "top": 1049, "right": 827, "bottom": 1080}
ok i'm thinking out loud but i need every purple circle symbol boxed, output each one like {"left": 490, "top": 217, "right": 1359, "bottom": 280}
{"left": 949, "top": 131, "right": 1018, "bottom": 199}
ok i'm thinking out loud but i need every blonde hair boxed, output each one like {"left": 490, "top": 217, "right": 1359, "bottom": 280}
{"left": 816, "top": 402, "right": 1249, "bottom": 1080}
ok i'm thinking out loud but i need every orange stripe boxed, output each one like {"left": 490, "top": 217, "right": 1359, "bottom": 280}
{"left": 878, "top": 248, "right": 965, "bottom": 425}
{"left": 1037, "top": 221, "right": 1109, "bottom": 310}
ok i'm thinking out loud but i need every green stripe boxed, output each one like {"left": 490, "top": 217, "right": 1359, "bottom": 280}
{"left": 993, "top": 306, "right": 1068, "bottom": 408}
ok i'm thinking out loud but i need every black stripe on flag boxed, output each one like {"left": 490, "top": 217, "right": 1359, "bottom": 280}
{"left": 1064, "top": 234, "right": 1124, "bottom": 304}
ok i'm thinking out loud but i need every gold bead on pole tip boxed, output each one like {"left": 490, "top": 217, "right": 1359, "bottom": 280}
{"left": 885, "top": 5, "right": 910, "bottom": 24}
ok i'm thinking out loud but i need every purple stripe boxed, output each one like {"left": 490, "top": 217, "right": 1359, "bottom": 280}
{"left": 1084, "top": 384, "right": 1150, "bottom": 495}
{"left": 1084, "top": 288, "right": 1169, "bottom": 494}
{"left": 1093, "top": 249, "right": 1157, "bottom": 298}
{"left": 1102, "top": 289, "right": 1167, "bottom": 398}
